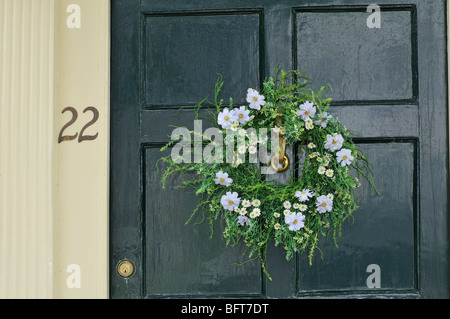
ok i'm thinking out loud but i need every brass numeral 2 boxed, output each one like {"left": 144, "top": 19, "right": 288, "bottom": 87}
{"left": 58, "top": 106, "right": 99, "bottom": 143}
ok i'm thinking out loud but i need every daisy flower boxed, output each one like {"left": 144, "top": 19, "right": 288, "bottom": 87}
{"left": 305, "top": 118, "right": 314, "bottom": 130}
{"left": 283, "top": 201, "right": 291, "bottom": 209}
{"left": 295, "top": 189, "right": 313, "bottom": 202}
{"left": 221, "top": 192, "right": 241, "bottom": 211}
{"left": 283, "top": 209, "right": 292, "bottom": 216}
{"left": 217, "top": 108, "right": 237, "bottom": 129}
{"left": 324, "top": 133, "right": 344, "bottom": 152}
{"left": 214, "top": 171, "right": 233, "bottom": 187}
{"left": 297, "top": 101, "right": 316, "bottom": 120}
{"left": 274, "top": 223, "right": 281, "bottom": 230}
{"left": 274, "top": 212, "right": 281, "bottom": 218}
{"left": 248, "top": 145, "right": 257, "bottom": 154}
{"left": 314, "top": 112, "right": 332, "bottom": 128}
{"left": 232, "top": 106, "right": 250, "bottom": 124}
{"left": 336, "top": 148, "right": 354, "bottom": 167}
{"left": 237, "top": 215, "right": 251, "bottom": 226}
{"left": 325, "top": 169, "right": 334, "bottom": 177}
{"left": 242, "top": 199, "right": 251, "bottom": 208}
{"left": 285, "top": 212, "right": 305, "bottom": 231}
{"left": 246, "top": 88, "right": 266, "bottom": 110}
{"left": 299, "top": 204, "right": 308, "bottom": 212}
{"left": 230, "top": 121, "right": 239, "bottom": 131}
{"left": 252, "top": 199, "right": 261, "bottom": 207}
{"left": 250, "top": 208, "right": 261, "bottom": 218}
{"left": 318, "top": 166, "right": 326, "bottom": 174}
{"left": 308, "top": 143, "right": 316, "bottom": 149}
{"left": 238, "top": 128, "right": 247, "bottom": 137}
{"left": 316, "top": 195, "right": 333, "bottom": 214}
{"left": 237, "top": 144, "right": 247, "bottom": 154}
{"left": 309, "top": 152, "right": 319, "bottom": 159}
{"left": 293, "top": 203, "right": 300, "bottom": 209}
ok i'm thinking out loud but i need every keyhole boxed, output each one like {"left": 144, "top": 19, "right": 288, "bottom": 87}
{"left": 117, "top": 260, "right": 135, "bottom": 278}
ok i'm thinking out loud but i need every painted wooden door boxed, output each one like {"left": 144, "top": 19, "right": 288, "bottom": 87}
{"left": 110, "top": 0, "right": 449, "bottom": 298}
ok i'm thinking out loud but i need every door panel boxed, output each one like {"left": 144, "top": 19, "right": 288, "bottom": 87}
{"left": 294, "top": 5, "right": 417, "bottom": 104}
{"left": 296, "top": 141, "right": 417, "bottom": 294}
{"left": 143, "top": 10, "right": 263, "bottom": 109}
{"left": 144, "top": 147, "right": 262, "bottom": 297}
{"left": 110, "top": 0, "right": 448, "bottom": 298}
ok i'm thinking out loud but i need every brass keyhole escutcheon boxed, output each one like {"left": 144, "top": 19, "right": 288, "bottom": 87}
{"left": 117, "top": 259, "right": 135, "bottom": 278}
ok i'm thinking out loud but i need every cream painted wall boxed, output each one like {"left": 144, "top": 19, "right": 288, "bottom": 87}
{"left": 0, "top": 0, "right": 55, "bottom": 299}
{"left": 53, "top": 0, "right": 110, "bottom": 298}
{"left": 0, "top": 0, "right": 109, "bottom": 298}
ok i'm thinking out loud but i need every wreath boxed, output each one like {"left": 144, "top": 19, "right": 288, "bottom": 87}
{"left": 159, "top": 70, "right": 378, "bottom": 280}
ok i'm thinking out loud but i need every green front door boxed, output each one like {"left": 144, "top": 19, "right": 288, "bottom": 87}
{"left": 110, "top": 0, "right": 449, "bottom": 298}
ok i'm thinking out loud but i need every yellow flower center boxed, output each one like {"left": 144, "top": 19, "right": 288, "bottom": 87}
{"left": 305, "top": 111, "right": 310, "bottom": 115}
{"left": 228, "top": 200, "right": 234, "bottom": 205}
{"left": 343, "top": 155, "right": 348, "bottom": 160}
{"left": 239, "top": 114, "right": 244, "bottom": 118}
{"left": 293, "top": 219, "right": 298, "bottom": 225}
{"left": 224, "top": 116, "right": 229, "bottom": 121}
{"left": 220, "top": 178, "right": 225, "bottom": 183}
{"left": 332, "top": 140, "right": 337, "bottom": 144}
{"left": 253, "top": 97, "right": 258, "bottom": 102}
{"left": 321, "top": 203, "right": 327, "bottom": 207}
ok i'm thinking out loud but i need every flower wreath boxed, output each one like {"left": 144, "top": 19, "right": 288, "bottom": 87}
{"left": 160, "top": 70, "right": 377, "bottom": 280}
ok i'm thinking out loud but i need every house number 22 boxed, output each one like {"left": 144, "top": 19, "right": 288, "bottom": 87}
{"left": 58, "top": 106, "right": 99, "bottom": 143}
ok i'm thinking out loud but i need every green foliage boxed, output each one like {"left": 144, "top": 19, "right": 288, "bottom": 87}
{"left": 159, "top": 70, "right": 378, "bottom": 280}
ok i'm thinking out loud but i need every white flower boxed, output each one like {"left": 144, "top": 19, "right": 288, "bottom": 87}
{"left": 318, "top": 166, "right": 326, "bottom": 175}
{"left": 325, "top": 169, "right": 334, "bottom": 177}
{"left": 274, "top": 223, "right": 281, "bottom": 230}
{"left": 242, "top": 199, "right": 251, "bottom": 208}
{"left": 238, "top": 215, "right": 251, "bottom": 226}
{"left": 308, "top": 143, "right": 316, "bottom": 149}
{"left": 305, "top": 118, "right": 314, "bottom": 130}
{"left": 232, "top": 106, "right": 250, "bottom": 124}
{"left": 299, "top": 204, "right": 308, "bottom": 212}
{"left": 314, "top": 112, "right": 332, "bottom": 128}
{"left": 283, "top": 209, "right": 292, "bottom": 216}
{"left": 336, "top": 148, "right": 354, "bottom": 167}
{"left": 326, "top": 193, "right": 334, "bottom": 201}
{"left": 295, "top": 189, "right": 313, "bottom": 202}
{"left": 248, "top": 145, "right": 257, "bottom": 154}
{"left": 238, "top": 128, "right": 247, "bottom": 137}
{"left": 316, "top": 195, "right": 333, "bottom": 214}
{"left": 250, "top": 208, "right": 261, "bottom": 218}
{"left": 283, "top": 201, "right": 291, "bottom": 209}
{"left": 285, "top": 212, "right": 305, "bottom": 231}
{"left": 239, "top": 208, "right": 247, "bottom": 215}
{"left": 221, "top": 192, "right": 241, "bottom": 211}
{"left": 246, "top": 88, "right": 266, "bottom": 110}
{"left": 309, "top": 152, "right": 319, "bottom": 159}
{"left": 297, "top": 101, "right": 316, "bottom": 120}
{"left": 324, "top": 133, "right": 344, "bottom": 152}
{"left": 252, "top": 199, "right": 261, "bottom": 207}
{"left": 214, "top": 171, "right": 233, "bottom": 187}
{"left": 237, "top": 144, "right": 247, "bottom": 154}
{"left": 293, "top": 203, "right": 300, "bottom": 209}
{"left": 274, "top": 212, "right": 281, "bottom": 218}
{"left": 230, "top": 121, "right": 239, "bottom": 131}
{"left": 218, "top": 108, "right": 237, "bottom": 129}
